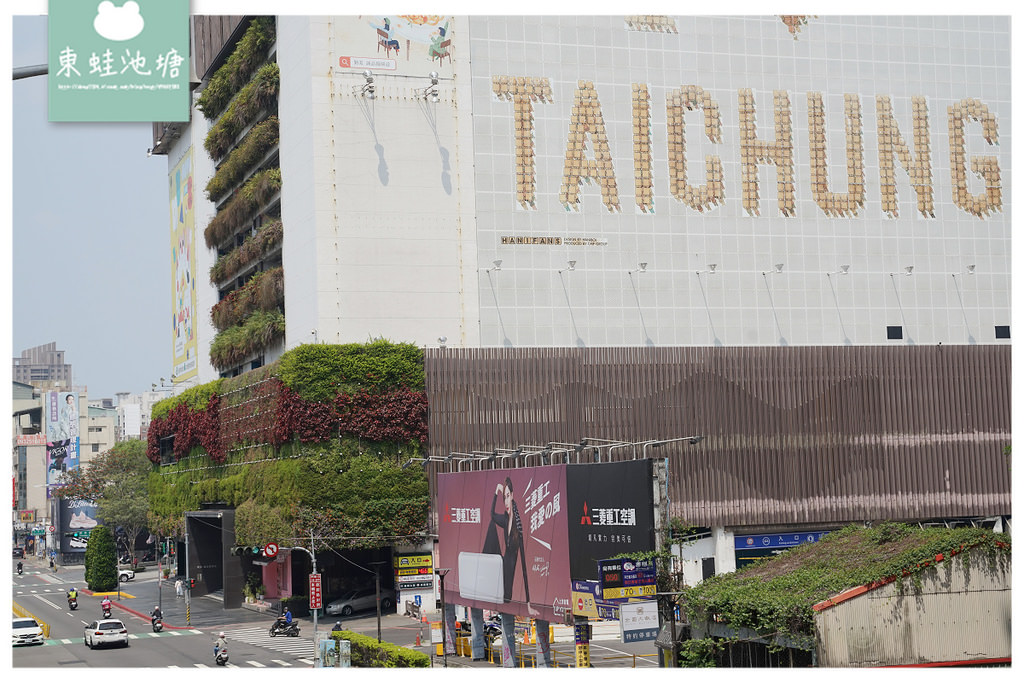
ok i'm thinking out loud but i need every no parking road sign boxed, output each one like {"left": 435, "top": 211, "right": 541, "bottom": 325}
{"left": 264, "top": 542, "right": 279, "bottom": 558}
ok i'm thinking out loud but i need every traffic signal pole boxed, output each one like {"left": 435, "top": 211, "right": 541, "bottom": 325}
{"left": 184, "top": 530, "right": 191, "bottom": 626}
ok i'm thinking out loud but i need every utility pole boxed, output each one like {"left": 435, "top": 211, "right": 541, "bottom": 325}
{"left": 369, "top": 561, "right": 387, "bottom": 643}
{"left": 289, "top": 533, "right": 319, "bottom": 667}
{"left": 435, "top": 568, "right": 451, "bottom": 668}
{"left": 184, "top": 530, "right": 191, "bottom": 626}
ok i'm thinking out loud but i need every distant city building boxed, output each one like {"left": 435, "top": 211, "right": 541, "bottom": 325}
{"left": 12, "top": 342, "right": 73, "bottom": 390}
{"left": 11, "top": 383, "right": 114, "bottom": 558}
{"left": 115, "top": 388, "right": 173, "bottom": 441}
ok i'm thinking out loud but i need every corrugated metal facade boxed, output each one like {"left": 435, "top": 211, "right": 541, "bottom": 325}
{"left": 813, "top": 549, "right": 1011, "bottom": 666}
{"left": 425, "top": 346, "right": 1010, "bottom": 527}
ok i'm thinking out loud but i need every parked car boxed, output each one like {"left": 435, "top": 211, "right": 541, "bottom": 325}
{"left": 12, "top": 617, "right": 44, "bottom": 646}
{"left": 325, "top": 587, "right": 396, "bottom": 616}
{"left": 118, "top": 568, "right": 135, "bottom": 582}
{"left": 84, "top": 619, "right": 129, "bottom": 649}
{"left": 12, "top": 547, "right": 25, "bottom": 558}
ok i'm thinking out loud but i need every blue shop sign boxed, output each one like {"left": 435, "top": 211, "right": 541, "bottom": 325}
{"left": 735, "top": 531, "right": 829, "bottom": 549}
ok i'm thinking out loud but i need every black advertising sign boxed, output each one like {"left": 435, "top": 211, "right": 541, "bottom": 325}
{"left": 564, "top": 460, "right": 655, "bottom": 581}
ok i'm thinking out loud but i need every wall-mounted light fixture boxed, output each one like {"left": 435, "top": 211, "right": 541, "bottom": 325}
{"left": 486, "top": 259, "right": 502, "bottom": 272}
{"left": 438, "top": 335, "right": 447, "bottom": 349}
{"left": 827, "top": 265, "right": 850, "bottom": 277}
{"left": 628, "top": 262, "right": 648, "bottom": 274}
{"left": 415, "top": 71, "right": 440, "bottom": 102}
{"left": 696, "top": 263, "right": 717, "bottom": 275}
{"left": 774, "top": 263, "right": 784, "bottom": 273}
{"left": 762, "top": 263, "right": 784, "bottom": 277}
{"left": 353, "top": 70, "right": 375, "bottom": 99}
{"left": 904, "top": 265, "right": 914, "bottom": 276}
{"left": 567, "top": 260, "right": 576, "bottom": 271}
{"left": 967, "top": 264, "right": 976, "bottom": 274}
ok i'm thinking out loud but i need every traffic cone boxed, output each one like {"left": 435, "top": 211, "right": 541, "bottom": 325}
{"left": 415, "top": 632, "right": 421, "bottom": 646}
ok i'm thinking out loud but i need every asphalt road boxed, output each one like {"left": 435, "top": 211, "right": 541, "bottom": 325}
{"left": 12, "top": 558, "right": 660, "bottom": 668}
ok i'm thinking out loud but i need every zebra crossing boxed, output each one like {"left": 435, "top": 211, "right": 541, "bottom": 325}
{"left": 220, "top": 624, "right": 315, "bottom": 663}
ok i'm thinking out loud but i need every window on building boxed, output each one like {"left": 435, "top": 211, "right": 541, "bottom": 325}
{"left": 995, "top": 325, "right": 1010, "bottom": 339}
{"left": 886, "top": 325, "right": 903, "bottom": 340}
{"left": 92, "top": 443, "right": 100, "bottom": 452}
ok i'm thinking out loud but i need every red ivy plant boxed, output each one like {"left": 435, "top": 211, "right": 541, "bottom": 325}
{"left": 150, "top": 382, "right": 427, "bottom": 461}
{"left": 147, "top": 395, "right": 225, "bottom": 463}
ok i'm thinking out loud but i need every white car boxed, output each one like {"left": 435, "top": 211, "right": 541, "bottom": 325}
{"left": 84, "top": 619, "right": 129, "bottom": 649}
{"left": 118, "top": 568, "right": 135, "bottom": 582}
{"left": 12, "top": 617, "right": 45, "bottom": 646}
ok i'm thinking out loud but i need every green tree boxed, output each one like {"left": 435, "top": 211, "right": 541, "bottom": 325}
{"left": 84, "top": 525, "right": 118, "bottom": 591}
{"left": 56, "top": 440, "right": 153, "bottom": 563}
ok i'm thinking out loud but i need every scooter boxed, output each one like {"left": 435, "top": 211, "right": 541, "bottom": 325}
{"left": 215, "top": 647, "right": 229, "bottom": 666}
{"left": 68, "top": 598, "right": 78, "bottom": 610}
{"left": 17, "top": 565, "right": 23, "bottom": 575}
{"left": 269, "top": 619, "right": 300, "bottom": 637}
{"left": 152, "top": 617, "right": 163, "bottom": 633}
{"left": 102, "top": 606, "right": 111, "bottom": 619}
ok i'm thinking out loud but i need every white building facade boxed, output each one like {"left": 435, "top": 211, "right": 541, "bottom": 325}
{"left": 162, "top": 15, "right": 1010, "bottom": 386}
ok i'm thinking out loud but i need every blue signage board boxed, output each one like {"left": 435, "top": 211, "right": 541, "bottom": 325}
{"left": 598, "top": 557, "right": 657, "bottom": 601}
{"left": 734, "top": 531, "right": 829, "bottom": 549}
{"left": 734, "top": 531, "right": 831, "bottom": 569}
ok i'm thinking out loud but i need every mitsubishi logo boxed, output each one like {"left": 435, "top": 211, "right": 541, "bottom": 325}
{"left": 580, "top": 502, "right": 592, "bottom": 525}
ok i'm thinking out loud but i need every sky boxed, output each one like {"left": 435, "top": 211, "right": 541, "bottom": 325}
{"left": 3, "top": 0, "right": 1019, "bottom": 405}
{"left": 9, "top": 11, "right": 170, "bottom": 401}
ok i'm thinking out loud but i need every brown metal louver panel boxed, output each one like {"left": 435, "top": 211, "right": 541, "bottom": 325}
{"left": 424, "top": 346, "right": 1010, "bottom": 527}
{"left": 191, "top": 15, "right": 248, "bottom": 83}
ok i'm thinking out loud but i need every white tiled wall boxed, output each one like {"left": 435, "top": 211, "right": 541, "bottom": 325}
{"left": 468, "top": 16, "right": 1011, "bottom": 348}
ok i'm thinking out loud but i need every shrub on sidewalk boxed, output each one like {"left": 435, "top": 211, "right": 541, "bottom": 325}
{"left": 330, "top": 629, "right": 430, "bottom": 667}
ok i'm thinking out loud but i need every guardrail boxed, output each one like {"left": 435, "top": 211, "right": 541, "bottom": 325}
{"left": 12, "top": 601, "right": 50, "bottom": 638}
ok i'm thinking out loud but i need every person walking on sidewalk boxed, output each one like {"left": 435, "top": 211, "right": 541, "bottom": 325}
{"left": 175, "top": 578, "right": 183, "bottom": 598}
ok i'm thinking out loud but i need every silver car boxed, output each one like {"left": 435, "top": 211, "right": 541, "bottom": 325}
{"left": 325, "top": 587, "right": 396, "bottom": 616}
{"left": 84, "top": 619, "right": 129, "bottom": 649}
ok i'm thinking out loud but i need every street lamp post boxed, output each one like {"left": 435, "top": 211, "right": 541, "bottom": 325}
{"left": 288, "top": 533, "right": 319, "bottom": 667}
{"left": 369, "top": 560, "right": 387, "bottom": 643}
{"left": 434, "top": 568, "right": 451, "bottom": 668}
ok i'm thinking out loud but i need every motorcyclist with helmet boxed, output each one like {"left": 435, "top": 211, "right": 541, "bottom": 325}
{"left": 17, "top": 560, "right": 23, "bottom": 574}
{"left": 150, "top": 605, "right": 163, "bottom": 627}
{"left": 100, "top": 596, "right": 112, "bottom": 616}
{"left": 214, "top": 632, "right": 227, "bottom": 656}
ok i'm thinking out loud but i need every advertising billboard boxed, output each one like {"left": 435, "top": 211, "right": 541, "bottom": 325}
{"left": 45, "top": 391, "right": 79, "bottom": 487}
{"left": 437, "top": 465, "right": 571, "bottom": 622}
{"left": 564, "top": 460, "right": 656, "bottom": 580}
{"left": 59, "top": 497, "right": 99, "bottom": 554}
{"left": 437, "top": 460, "right": 656, "bottom": 623}
{"left": 170, "top": 146, "right": 197, "bottom": 381}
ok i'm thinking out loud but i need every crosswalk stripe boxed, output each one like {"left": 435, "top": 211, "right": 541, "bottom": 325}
{"left": 247, "top": 661, "right": 265, "bottom": 667}
{"left": 194, "top": 664, "right": 209, "bottom": 668}
{"left": 298, "top": 658, "right": 314, "bottom": 665}
{"left": 271, "top": 660, "right": 292, "bottom": 666}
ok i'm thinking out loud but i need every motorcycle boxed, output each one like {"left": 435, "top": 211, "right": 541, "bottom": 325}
{"left": 68, "top": 598, "right": 78, "bottom": 611}
{"left": 102, "top": 607, "right": 111, "bottom": 619}
{"left": 17, "top": 565, "right": 23, "bottom": 575}
{"left": 215, "top": 648, "right": 229, "bottom": 666}
{"left": 483, "top": 620, "right": 502, "bottom": 639}
{"left": 152, "top": 617, "right": 163, "bottom": 633}
{"left": 269, "top": 619, "right": 300, "bottom": 637}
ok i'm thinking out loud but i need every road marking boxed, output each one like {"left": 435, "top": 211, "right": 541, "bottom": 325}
{"left": 32, "top": 595, "right": 61, "bottom": 609}
{"left": 298, "top": 658, "right": 314, "bottom": 665}
{"left": 271, "top": 660, "right": 292, "bottom": 666}
{"left": 247, "top": 661, "right": 266, "bottom": 667}
{"left": 194, "top": 663, "right": 210, "bottom": 668}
